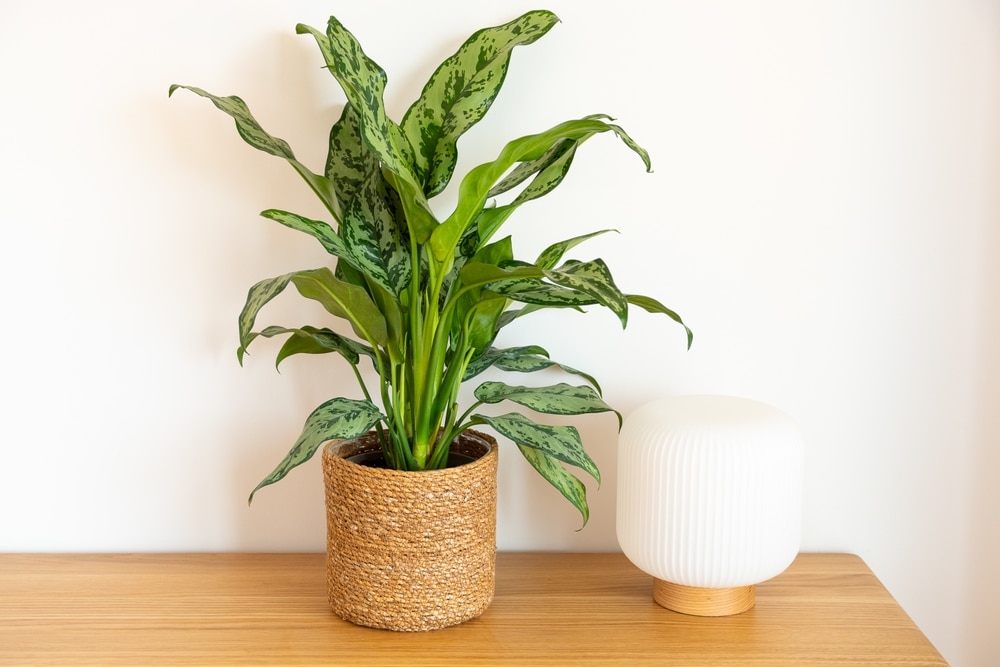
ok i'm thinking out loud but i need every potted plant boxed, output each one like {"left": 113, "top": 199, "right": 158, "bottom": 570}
{"left": 170, "top": 9, "right": 690, "bottom": 630}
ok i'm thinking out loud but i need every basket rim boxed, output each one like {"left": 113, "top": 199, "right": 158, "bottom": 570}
{"left": 322, "top": 429, "right": 497, "bottom": 478}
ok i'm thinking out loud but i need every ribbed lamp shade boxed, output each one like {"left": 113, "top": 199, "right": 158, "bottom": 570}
{"left": 616, "top": 396, "right": 804, "bottom": 616}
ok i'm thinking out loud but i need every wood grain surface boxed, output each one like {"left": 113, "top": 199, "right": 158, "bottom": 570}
{"left": 0, "top": 552, "right": 947, "bottom": 666}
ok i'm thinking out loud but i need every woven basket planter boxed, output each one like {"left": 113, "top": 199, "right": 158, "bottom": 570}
{"left": 321, "top": 429, "right": 498, "bottom": 631}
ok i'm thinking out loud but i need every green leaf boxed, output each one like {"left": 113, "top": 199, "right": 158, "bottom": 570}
{"left": 463, "top": 344, "right": 548, "bottom": 381}
{"left": 237, "top": 273, "right": 296, "bottom": 363}
{"left": 496, "top": 355, "right": 601, "bottom": 394}
{"left": 168, "top": 85, "right": 294, "bottom": 159}
{"left": 465, "top": 347, "right": 602, "bottom": 392}
{"left": 484, "top": 280, "right": 597, "bottom": 309}
{"left": 342, "top": 172, "right": 411, "bottom": 296}
{"left": 547, "top": 259, "right": 629, "bottom": 327}
{"left": 473, "top": 135, "right": 586, "bottom": 245}
{"left": 534, "top": 230, "right": 616, "bottom": 271}
{"left": 481, "top": 259, "right": 629, "bottom": 326}
{"left": 432, "top": 116, "right": 651, "bottom": 262}
{"left": 249, "top": 398, "right": 382, "bottom": 502}
{"left": 295, "top": 20, "right": 416, "bottom": 186}
{"left": 515, "top": 444, "right": 590, "bottom": 527}
{"left": 289, "top": 268, "right": 388, "bottom": 347}
{"left": 487, "top": 137, "right": 575, "bottom": 199}
{"left": 252, "top": 325, "right": 375, "bottom": 368}
{"left": 450, "top": 237, "right": 514, "bottom": 351}
{"left": 402, "top": 10, "right": 560, "bottom": 197}
{"left": 628, "top": 294, "right": 694, "bottom": 349}
{"left": 457, "top": 261, "right": 544, "bottom": 290}
{"left": 168, "top": 85, "right": 341, "bottom": 220}
{"left": 325, "top": 103, "right": 374, "bottom": 214}
{"left": 474, "top": 382, "right": 620, "bottom": 426}
{"left": 472, "top": 412, "right": 599, "bottom": 483}
{"left": 259, "top": 209, "right": 349, "bottom": 258}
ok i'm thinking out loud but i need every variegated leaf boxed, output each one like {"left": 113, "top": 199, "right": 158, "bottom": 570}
{"left": 169, "top": 85, "right": 294, "bottom": 158}
{"left": 342, "top": 173, "right": 411, "bottom": 296}
{"left": 491, "top": 353, "right": 602, "bottom": 394}
{"left": 248, "top": 398, "right": 382, "bottom": 502}
{"left": 545, "top": 259, "right": 629, "bottom": 327}
{"left": 472, "top": 412, "right": 599, "bottom": 482}
{"left": 474, "top": 382, "right": 619, "bottom": 426}
{"left": 485, "top": 114, "right": 631, "bottom": 199}
{"left": 237, "top": 273, "right": 295, "bottom": 363}
{"left": 515, "top": 443, "right": 590, "bottom": 527}
{"left": 463, "top": 344, "right": 549, "bottom": 381}
{"left": 295, "top": 21, "right": 416, "bottom": 186}
{"left": 534, "top": 230, "right": 616, "bottom": 271}
{"left": 474, "top": 142, "right": 581, "bottom": 247}
{"left": 253, "top": 325, "right": 375, "bottom": 368}
{"left": 259, "top": 209, "right": 351, "bottom": 259}
{"left": 508, "top": 140, "right": 580, "bottom": 207}
{"left": 402, "top": 10, "right": 560, "bottom": 197}
{"left": 487, "top": 138, "right": 574, "bottom": 199}
{"left": 168, "top": 85, "right": 341, "bottom": 219}
{"left": 483, "top": 279, "right": 597, "bottom": 308}
{"left": 325, "top": 103, "right": 374, "bottom": 212}
{"left": 457, "top": 261, "right": 544, "bottom": 290}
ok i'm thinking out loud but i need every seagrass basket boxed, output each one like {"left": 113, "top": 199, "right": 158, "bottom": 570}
{"left": 321, "top": 429, "right": 498, "bottom": 631}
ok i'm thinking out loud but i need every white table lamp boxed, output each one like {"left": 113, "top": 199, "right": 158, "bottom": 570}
{"left": 617, "top": 395, "right": 804, "bottom": 616}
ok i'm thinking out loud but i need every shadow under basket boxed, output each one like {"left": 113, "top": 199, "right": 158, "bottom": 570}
{"left": 321, "top": 430, "right": 498, "bottom": 631}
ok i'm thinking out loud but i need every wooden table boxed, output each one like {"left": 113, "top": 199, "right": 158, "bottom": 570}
{"left": 0, "top": 552, "right": 946, "bottom": 666}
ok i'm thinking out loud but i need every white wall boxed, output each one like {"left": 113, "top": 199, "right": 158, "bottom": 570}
{"left": 1, "top": 1, "right": 996, "bottom": 664}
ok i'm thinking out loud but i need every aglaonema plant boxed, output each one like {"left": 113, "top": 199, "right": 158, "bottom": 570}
{"left": 170, "top": 9, "right": 690, "bottom": 526}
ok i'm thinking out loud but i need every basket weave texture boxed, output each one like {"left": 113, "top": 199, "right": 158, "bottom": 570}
{"left": 322, "top": 429, "right": 498, "bottom": 631}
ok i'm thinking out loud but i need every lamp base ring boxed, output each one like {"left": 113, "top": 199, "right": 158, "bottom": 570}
{"left": 652, "top": 578, "right": 755, "bottom": 616}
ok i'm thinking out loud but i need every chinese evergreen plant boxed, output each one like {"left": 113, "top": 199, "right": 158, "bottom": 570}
{"left": 170, "top": 9, "right": 690, "bottom": 525}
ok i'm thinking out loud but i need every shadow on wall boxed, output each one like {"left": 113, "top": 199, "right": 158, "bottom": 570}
{"left": 960, "top": 174, "right": 1000, "bottom": 664}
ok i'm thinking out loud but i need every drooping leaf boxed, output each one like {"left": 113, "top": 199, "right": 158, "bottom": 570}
{"left": 252, "top": 325, "right": 375, "bottom": 368}
{"left": 168, "top": 85, "right": 341, "bottom": 219}
{"left": 479, "top": 259, "right": 629, "bottom": 326}
{"left": 483, "top": 280, "right": 597, "bottom": 309}
{"left": 544, "top": 259, "right": 629, "bottom": 327}
{"left": 248, "top": 398, "right": 382, "bottom": 502}
{"left": 472, "top": 412, "right": 599, "bottom": 483}
{"left": 474, "top": 382, "right": 619, "bottom": 426}
{"left": 491, "top": 352, "right": 601, "bottom": 394}
{"left": 259, "top": 209, "right": 349, "bottom": 258}
{"left": 402, "top": 10, "right": 560, "bottom": 197}
{"left": 289, "top": 268, "right": 388, "bottom": 347}
{"left": 628, "top": 294, "right": 693, "bottom": 349}
{"left": 237, "top": 272, "right": 296, "bottom": 363}
{"left": 169, "top": 85, "right": 294, "bottom": 158}
{"left": 465, "top": 345, "right": 601, "bottom": 389}
{"left": 515, "top": 443, "right": 590, "bottom": 527}
{"left": 463, "top": 344, "right": 549, "bottom": 381}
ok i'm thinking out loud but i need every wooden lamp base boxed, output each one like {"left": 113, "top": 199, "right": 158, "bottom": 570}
{"left": 653, "top": 578, "right": 755, "bottom": 616}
